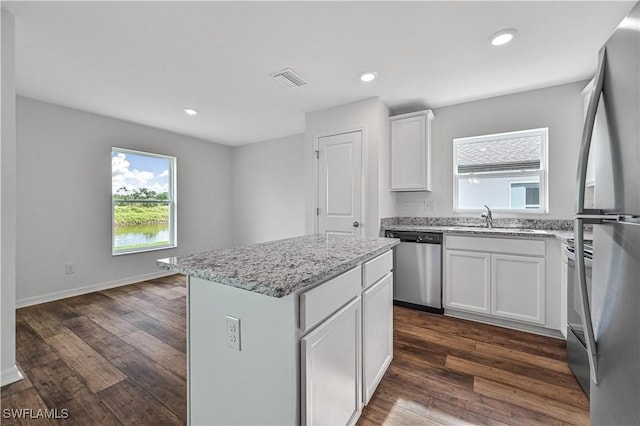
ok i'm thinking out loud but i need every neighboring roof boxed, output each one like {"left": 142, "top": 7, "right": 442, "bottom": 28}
{"left": 457, "top": 136, "right": 542, "bottom": 173}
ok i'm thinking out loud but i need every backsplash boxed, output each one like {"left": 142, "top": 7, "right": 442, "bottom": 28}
{"left": 381, "top": 216, "right": 587, "bottom": 231}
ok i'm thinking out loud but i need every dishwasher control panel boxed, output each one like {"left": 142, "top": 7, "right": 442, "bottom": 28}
{"left": 385, "top": 230, "right": 442, "bottom": 244}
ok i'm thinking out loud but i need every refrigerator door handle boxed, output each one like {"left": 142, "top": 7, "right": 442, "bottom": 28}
{"left": 574, "top": 48, "right": 606, "bottom": 386}
{"left": 575, "top": 218, "right": 599, "bottom": 384}
{"left": 576, "top": 47, "right": 606, "bottom": 216}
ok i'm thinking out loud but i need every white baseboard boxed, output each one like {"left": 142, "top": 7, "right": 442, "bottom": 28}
{"left": 15, "top": 270, "right": 176, "bottom": 308}
{"left": 1, "top": 365, "right": 24, "bottom": 387}
{"left": 444, "top": 309, "right": 564, "bottom": 340}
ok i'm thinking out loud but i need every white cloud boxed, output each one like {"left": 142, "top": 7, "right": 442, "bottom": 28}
{"left": 148, "top": 182, "right": 170, "bottom": 194}
{"left": 112, "top": 153, "right": 164, "bottom": 193}
{"left": 158, "top": 169, "right": 169, "bottom": 178}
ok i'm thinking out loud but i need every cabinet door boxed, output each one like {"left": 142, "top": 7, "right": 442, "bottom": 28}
{"left": 444, "top": 250, "right": 491, "bottom": 314}
{"left": 560, "top": 258, "right": 568, "bottom": 338}
{"left": 391, "top": 115, "right": 428, "bottom": 191}
{"left": 301, "top": 297, "right": 361, "bottom": 426}
{"left": 492, "top": 254, "right": 545, "bottom": 325}
{"left": 362, "top": 273, "right": 393, "bottom": 405}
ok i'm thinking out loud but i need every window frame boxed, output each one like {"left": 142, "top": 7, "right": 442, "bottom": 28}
{"left": 111, "top": 147, "right": 177, "bottom": 256}
{"left": 452, "top": 128, "right": 549, "bottom": 214}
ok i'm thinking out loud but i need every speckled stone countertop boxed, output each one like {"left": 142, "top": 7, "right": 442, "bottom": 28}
{"left": 381, "top": 217, "right": 591, "bottom": 243}
{"left": 385, "top": 224, "right": 560, "bottom": 238}
{"left": 157, "top": 234, "right": 399, "bottom": 298}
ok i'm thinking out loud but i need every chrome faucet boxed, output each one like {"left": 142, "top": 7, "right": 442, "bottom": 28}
{"left": 481, "top": 205, "right": 493, "bottom": 228}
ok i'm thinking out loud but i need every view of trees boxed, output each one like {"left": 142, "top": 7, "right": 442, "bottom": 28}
{"left": 113, "top": 187, "right": 169, "bottom": 201}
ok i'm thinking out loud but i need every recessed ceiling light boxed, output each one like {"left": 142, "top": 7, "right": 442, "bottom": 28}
{"left": 489, "top": 28, "right": 518, "bottom": 46}
{"left": 184, "top": 108, "right": 198, "bottom": 116}
{"left": 359, "top": 72, "right": 377, "bottom": 82}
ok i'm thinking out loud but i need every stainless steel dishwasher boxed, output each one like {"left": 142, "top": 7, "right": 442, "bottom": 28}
{"left": 385, "top": 230, "right": 443, "bottom": 314}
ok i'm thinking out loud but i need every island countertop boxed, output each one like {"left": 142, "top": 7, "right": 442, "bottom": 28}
{"left": 157, "top": 234, "right": 399, "bottom": 298}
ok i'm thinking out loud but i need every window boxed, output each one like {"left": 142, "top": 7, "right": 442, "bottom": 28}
{"left": 112, "top": 148, "right": 176, "bottom": 255}
{"left": 453, "top": 128, "right": 548, "bottom": 213}
{"left": 510, "top": 182, "right": 540, "bottom": 209}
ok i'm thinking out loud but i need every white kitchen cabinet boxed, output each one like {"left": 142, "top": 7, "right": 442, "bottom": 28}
{"left": 444, "top": 250, "right": 491, "bottom": 314}
{"left": 390, "top": 110, "right": 434, "bottom": 191}
{"left": 491, "top": 254, "right": 545, "bottom": 324}
{"left": 362, "top": 273, "right": 393, "bottom": 404}
{"left": 301, "top": 297, "right": 362, "bottom": 426}
{"left": 444, "top": 235, "right": 551, "bottom": 330}
{"left": 559, "top": 245, "right": 569, "bottom": 338}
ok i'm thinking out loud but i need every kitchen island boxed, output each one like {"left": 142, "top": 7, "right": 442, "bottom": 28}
{"left": 158, "top": 234, "right": 399, "bottom": 426}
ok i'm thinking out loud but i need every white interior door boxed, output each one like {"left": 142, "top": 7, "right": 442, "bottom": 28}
{"left": 317, "top": 131, "right": 362, "bottom": 236}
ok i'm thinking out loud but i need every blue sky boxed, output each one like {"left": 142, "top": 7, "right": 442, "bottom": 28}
{"left": 112, "top": 150, "right": 170, "bottom": 194}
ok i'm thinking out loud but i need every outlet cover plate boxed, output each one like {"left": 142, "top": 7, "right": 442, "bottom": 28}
{"left": 225, "top": 315, "right": 241, "bottom": 351}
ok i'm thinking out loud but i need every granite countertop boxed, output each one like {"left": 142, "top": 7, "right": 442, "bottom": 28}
{"left": 157, "top": 234, "right": 399, "bottom": 298}
{"left": 382, "top": 225, "right": 590, "bottom": 243}
{"left": 384, "top": 224, "right": 557, "bottom": 238}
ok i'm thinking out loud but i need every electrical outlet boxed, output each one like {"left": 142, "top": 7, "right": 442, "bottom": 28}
{"left": 225, "top": 315, "right": 241, "bottom": 351}
{"left": 425, "top": 199, "right": 435, "bottom": 212}
{"left": 401, "top": 202, "right": 409, "bottom": 213}
{"left": 65, "top": 263, "right": 76, "bottom": 274}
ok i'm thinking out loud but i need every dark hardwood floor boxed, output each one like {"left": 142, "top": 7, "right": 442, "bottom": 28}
{"left": 358, "top": 307, "right": 589, "bottom": 426}
{"left": 1, "top": 275, "right": 588, "bottom": 425}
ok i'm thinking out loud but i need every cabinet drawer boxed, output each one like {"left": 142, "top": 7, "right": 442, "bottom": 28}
{"left": 300, "top": 266, "right": 361, "bottom": 333}
{"left": 363, "top": 251, "right": 393, "bottom": 289}
{"left": 445, "top": 235, "right": 545, "bottom": 256}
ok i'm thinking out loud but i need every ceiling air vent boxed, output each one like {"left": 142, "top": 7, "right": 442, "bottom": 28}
{"left": 271, "top": 68, "right": 308, "bottom": 88}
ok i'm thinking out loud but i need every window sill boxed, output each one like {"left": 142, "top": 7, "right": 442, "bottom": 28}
{"left": 112, "top": 244, "right": 177, "bottom": 256}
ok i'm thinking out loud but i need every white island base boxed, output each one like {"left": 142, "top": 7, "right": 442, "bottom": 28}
{"left": 188, "top": 250, "right": 394, "bottom": 426}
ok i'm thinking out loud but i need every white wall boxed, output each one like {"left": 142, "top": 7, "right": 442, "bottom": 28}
{"left": 304, "top": 97, "right": 392, "bottom": 238}
{"left": 16, "top": 97, "right": 233, "bottom": 305}
{"left": 377, "top": 101, "right": 396, "bottom": 221}
{"left": 1, "top": 9, "right": 21, "bottom": 386}
{"left": 396, "top": 81, "right": 586, "bottom": 219}
{"left": 232, "top": 134, "right": 305, "bottom": 246}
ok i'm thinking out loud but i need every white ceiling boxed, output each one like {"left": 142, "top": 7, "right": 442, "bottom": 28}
{"left": 4, "top": 1, "right": 635, "bottom": 146}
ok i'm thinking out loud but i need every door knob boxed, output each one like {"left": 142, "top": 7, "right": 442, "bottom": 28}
{"left": 353, "top": 221, "right": 360, "bottom": 228}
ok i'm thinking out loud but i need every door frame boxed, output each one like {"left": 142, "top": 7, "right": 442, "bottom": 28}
{"left": 313, "top": 126, "right": 368, "bottom": 237}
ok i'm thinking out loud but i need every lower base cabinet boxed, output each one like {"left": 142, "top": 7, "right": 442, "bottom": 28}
{"left": 362, "top": 273, "right": 393, "bottom": 404}
{"left": 444, "top": 235, "right": 548, "bottom": 328}
{"left": 492, "top": 254, "right": 545, "bottom": 324}
{"left": 444, "top": 250, "right": 491, "bottom": 314}
{"left": 301, "top": 297, "right": 362, "bottom": 426}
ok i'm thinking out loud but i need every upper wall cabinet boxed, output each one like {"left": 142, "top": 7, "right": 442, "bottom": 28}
{"left": 390, "top": 110, "right": 434, "bottom": 191}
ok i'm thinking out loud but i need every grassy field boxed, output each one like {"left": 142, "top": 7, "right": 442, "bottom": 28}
{"left": 113, "top": 203, "right": 169, "bottom": 225}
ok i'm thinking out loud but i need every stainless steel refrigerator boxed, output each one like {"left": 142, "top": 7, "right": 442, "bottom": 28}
{"left": 574, "top": 2, "right": 640, "bottom": 425}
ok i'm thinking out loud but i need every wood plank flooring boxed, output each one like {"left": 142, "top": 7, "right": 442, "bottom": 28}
{"left": 1, "top": 275, "right": 588, "bottom": 425}
{"left": 358, "top": 307, "right": 589, "bottom": 426}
